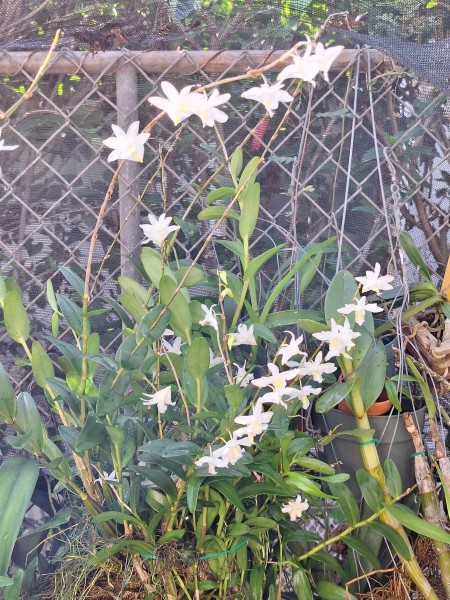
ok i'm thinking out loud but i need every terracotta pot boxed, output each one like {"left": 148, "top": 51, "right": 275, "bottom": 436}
{"left": 338, "top": 393, "right": 393, "bottom": 416}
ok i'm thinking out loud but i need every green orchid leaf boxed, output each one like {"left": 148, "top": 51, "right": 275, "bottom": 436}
{"left": 366, "top": 521, "right": 411, "bottom": 560}
{"left": 59, "top": 266, "right": 85, "bottom": 297}
{"left": 56, "top": 294, "right": 84, "bottom": 335}
{"left": 384, "top": 459, "right": 403, "bottom": 499}
{"left": 230, "top": 147, "right": 243, "bottom": 178}
{"left": 344, "top": 534, "right": 381, "bottom": 570}
{"left": 15, "top": 392, "right": 47, "bottom": 451}
{"left": 399, "top": 231, "right": 432, "bottom": 282}
{"left": 141, "top": 247, "right": 178, "bottom": 290}
{"left": 4, "top": 291, "right": 30, "bottom": 344}
{"left": 214, "top": 239, "right": 245, "bottom": 261}
{"left": 0, "top": 457, "right": 39, "bottom": 577}
{"left": 136, "top": 305, "right": 171, "bottom": 343}
{"left": 266, "top": 309, "right": 325, "bottom": 328}
{"left": 205, "top": 186, "right": 236, "bottom": 206}
{"left": 310, "top": 552, "right": 345, "bottom": 579}
{"left": 187, "top": 476, "right": 203, "bottom": 513}
{"left": 187, "top": 336, "right": 210, "bottom": 382}
{"left": 356, "top": 469, "right": 384, "bottom": 512}
{"left": 292, "top": 567, "right": 313, "bottom": 600}
{"left": 210, "top": 480, "right": 245, "bottom": 510}
{"left": 117, "top": 275, "right": 149, "bottom": 306}
{"left": 406, "top": 357, "right": 436, "bottom": 419}
{"left": 315, "top": 380, "right": 355, "bottom": 414}
{"left": 45, "top": 336, "right": 83, "bottom": 374}
{"left": 31, "top": 341, "right": 55, "bottom": 389}
{"left": 197, "top": 206, "right": 240, "bottom": 221}
{"left": 3, "top": 567, "right": 23, "bottom": 600}
{"left": 74, "top": 416, "right": 107, "bottom": 453}
{"left": 328, "top": 481, "right": 359, "bottom": 526}
{"left": 115, "top": 333, "right": 148, "bottom": 370}
{"left": 131, "top": 466, "right": 177, "bottom": 499}
{"left": 174, "top": 266, "right": 205, "bottom": 288}
{"left": 159, "top": 275, "right": 192, "bottom": 343}
{"left": 239, "top": 182, "right": 260, "bottom": 239}
{"left": 316, "top": 581, "right": 356, "bottom": 600}
{"left": 0, "top": 360, "right": 16, "bottom": 422}
{"left": 385, "top": 502, "right": 450, "bottom": 544}
{"left": 244, "top": 244, "right": 285, "bottom": 282}
{"left": 46, "top": 279, "right": 58, "bottom": 312}
{"left": 324, "top": 271, "right": 357, "bottom": 325}
{"left": 287, "top": 472, "right": 334, "bottom": 498}
{"left": 237, "top": 156, "right": 260, "bottom": 198}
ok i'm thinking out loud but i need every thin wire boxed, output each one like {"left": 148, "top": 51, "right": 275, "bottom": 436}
{"left": 336, "top": 47, "right": 361, "bottom": 272}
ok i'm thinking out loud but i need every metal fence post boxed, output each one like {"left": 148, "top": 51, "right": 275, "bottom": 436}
{"left": 116, "top": 61, "right": 140, "bottom": 280}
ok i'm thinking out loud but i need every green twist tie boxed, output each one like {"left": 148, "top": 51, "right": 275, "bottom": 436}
{"left": 358, "top": 438, "right": 379, "bottom": 446}
{"left": 410, "top": 451, "right": 426, "bottom": 461}
{"left": 140, "top": 538, "right": 248, "bottom": 562}
{"left": 196, "top": 538, "right": 248, "bottom": 561}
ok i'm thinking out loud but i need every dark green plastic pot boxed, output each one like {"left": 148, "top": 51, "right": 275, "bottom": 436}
{"left": 313, "top": 405, "right": 427, "bottom": 500}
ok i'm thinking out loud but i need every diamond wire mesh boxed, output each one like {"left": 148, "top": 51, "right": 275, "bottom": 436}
{"left": 1, "top": 47, "right": 450, "bottom": 398}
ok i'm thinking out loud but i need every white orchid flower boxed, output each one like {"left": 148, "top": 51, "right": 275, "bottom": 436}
{"left": 241, "top": 81, "right": 293, "bottom": 117}
{"left": 297, "top": 352, "right": 337, "bottom": 383}
{"left": 141, "top": 386, "right": 175, "bottom": 414}
{"left": 314, "top": 43, "right": 345, "bottom": 82}
{"left": 313, "top": 318, "right": 360, "bottom": 361}
{"left": 140, "top": 213, "right": 180, "bottom": 248}
{"left": 252, "top": 363, "right": 299, "bottom": 390}
{"left": 148, "top": 81, "right": 205, "bottom": 126}
{"left": 338, "top": 296, "right": 383, "bottom": 326}
{"left": 213, "top": 434, "right": 253, "bottom": 466}
{"left": 162, "top": 335, "right": 183, "bottom": 355}
{"left": 228, "top": 323, "right": 257, "bottom": 348}
{"left": 291, "top": 384, "right": 322, "bottom": 410}
{"left": 103, "top": 121, "right": 149, "bottom": 162}
{"left": 200, "top": 304, "right": 219, "bottom": 331}
{"left": 195, "top": 453, "right": 228, "bottom": 475}
{"left": 355, "top": 263, "right": 394, "bottom": 296}
{"left": 281, "top": 495, "right": 309, "bottom": 521}
{"left": 278, "top": 331, "right": 307, "bottom": 366}
{"left": 234, "top": 361, "right": 254, "bottom": 388}
{"left": 277, "top": 43, "right": 320, "bottom": 84}
{"left": 234, "top": 402, "right": 273, "bottom": 439}
{"left": 194, "top": 89, "right": 230, "bottom": 127}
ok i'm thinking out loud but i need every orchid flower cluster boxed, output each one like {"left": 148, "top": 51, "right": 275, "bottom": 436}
{"left": 189, "top": 263, "right": 392, "bottom": 479}
{"left": 101, "top": 40, "right": 344, "bottom": 163}
{"left": 131, "top": 260, "right": 394, "bottom": 529}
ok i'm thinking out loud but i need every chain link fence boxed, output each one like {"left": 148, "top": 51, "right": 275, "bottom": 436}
{"left": 1, "top": 44, "right": 450, "bottom": 399}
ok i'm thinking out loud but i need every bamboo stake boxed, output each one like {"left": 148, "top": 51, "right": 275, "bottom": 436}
{"left": 429, "top": 418, "right": 450, "bottom": 511}
{"left": 403, "top": 412, "right": 450, "bottom": 599}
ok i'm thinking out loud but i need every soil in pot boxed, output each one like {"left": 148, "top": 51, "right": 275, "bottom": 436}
{"left": 313, "top": 399, "right": 426, "bottom": 500}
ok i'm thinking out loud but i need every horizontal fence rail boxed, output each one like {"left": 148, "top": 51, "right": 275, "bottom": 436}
{"left": 0, "top": 48, "right": 388, "bottom": 76}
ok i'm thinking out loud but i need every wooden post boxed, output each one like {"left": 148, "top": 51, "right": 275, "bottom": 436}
{"left": 116, "top": 61, "right": 140, "bottom": 280}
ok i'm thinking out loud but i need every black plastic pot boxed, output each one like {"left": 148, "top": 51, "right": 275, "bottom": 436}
{"left": 313, "top": 404, "right": 427, "bottom": 499}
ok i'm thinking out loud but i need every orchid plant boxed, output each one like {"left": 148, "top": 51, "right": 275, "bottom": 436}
{"left": 2, "top": 37, "right": 450, "bottom": 600}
